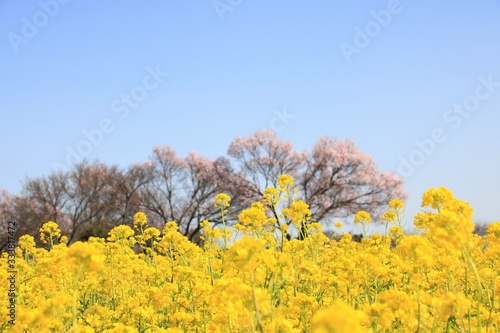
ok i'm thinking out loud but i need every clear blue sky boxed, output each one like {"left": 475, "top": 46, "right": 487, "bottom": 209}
{"left": 1, "top": 0, "right": 499, "bottom": 226}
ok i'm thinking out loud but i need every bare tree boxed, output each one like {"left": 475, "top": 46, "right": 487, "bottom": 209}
{"left": 64, "top": 161, "right": 121, "bottom": 242}
{"left": 113, "top": 162, "right": 154, "bottom": 226}
{"left": 0, "top": 189, "right": 15, "bottom": 252}
{"left": 140, "top": 147, "right": 223, "bottom": 243}
{"left": 21, "top": 170, "right": 70, "bottom": 229}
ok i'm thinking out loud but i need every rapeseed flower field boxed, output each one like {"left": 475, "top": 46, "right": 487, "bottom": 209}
{"left": 2, "top": 176, "right": 499, "bottom": 332}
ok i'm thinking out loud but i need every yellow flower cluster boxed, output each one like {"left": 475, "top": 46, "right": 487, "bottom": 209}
{"left": 133, "top": 212, "right": 148, "bottom": 230}
{"left": 354, "top": 211, "right": 371, "bottom": 224}
{"left": 214, "top": 193, "right": 231, "bottom": 209}
{"left": 418, "top": 187, "right": 475, "bottom": 249}
{"left": 277, "top": 174, "right": 294, "bottom": 190}
{"left": 67, "top": 241, "right": 106, "bottom": 272}
{"left": 1, "top": 180, "right": 499, "bottom": 333}
{"left": 354, "top": 211, "right": 371, "bottom": 238}
{"left": 38, "top": 221, "right": 66, "bottom": 250}
{"left": 282, "top": 200, "right": 312, "bottom": 226}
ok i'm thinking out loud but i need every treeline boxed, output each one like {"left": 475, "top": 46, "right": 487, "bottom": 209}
{"left": 0, "top": 130, "right": 406, "bottom": 250}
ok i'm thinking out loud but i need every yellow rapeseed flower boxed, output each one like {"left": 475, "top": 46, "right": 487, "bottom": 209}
{"left": 429, "top": 210, "right": 474, "bottom": 249}
{"left": 354, "top": 211, "right": 371, "bottom": 224}
{"left": 389, "top": 198, "right": 404, "bottom": 210}
{"left": 382, "top": 210, "right": 397, "bottom": 224}
{"left": 39, "top": 221, "right": 62, "bottom": 244}
{"left": 486, "top": 222, "right": 500, "bottom": 238}
{"left": 263, "top": 187, "right": 280, "bottom": 206}
{"left": 143, "top": 227, "right": 161, "bottom": 242}
{"left": 311, "top": 300, "right": 367, "bottom": 333}
{"left": 413, "top": 211, "right": 434, "bottom": 230}
{"left": 277, "top": 174, "right": 294, "bottom": 190}
{"left": 238, "top": 202, "right": 269, "bottom": 229}
{"left": 163, "top": 220, "right": 179, "bottom": 233}
{"left": 68, "top": 241, "right": 105, "bottom": 271}
{"left": 107, "top": 225, "right": 135, "bottom": 242}
{"left": 214, "top": 193, "right": 231, "bottom": 209}
{"left": 282, "top": 200, "right": 311, "bottom": 226}
{"left": 421, "top": 187, "right": 454, "bottom": 210}
{"left": 133, "top": 212, "right": 148, "bottom": 229}
{"left": 18, "top": 234, "right": 36, "bottom": 252}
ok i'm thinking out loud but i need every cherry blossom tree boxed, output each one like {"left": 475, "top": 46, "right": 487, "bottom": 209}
{"left": 298, "top": 137, "right": 406, "bottom": 222}
{"left": 225, "top": 130, "right": 406, "bottom": 227}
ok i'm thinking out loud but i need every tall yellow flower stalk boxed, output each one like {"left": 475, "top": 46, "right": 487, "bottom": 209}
{"left": 353, "top": 210, "right": 371, "bottom": 239}
{"left": 214, "top": 193, "right": 232, "bottom": 250}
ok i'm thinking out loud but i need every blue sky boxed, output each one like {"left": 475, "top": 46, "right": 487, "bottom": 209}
{"left": 1, "top": 0, "right": 499, "bottom": 227}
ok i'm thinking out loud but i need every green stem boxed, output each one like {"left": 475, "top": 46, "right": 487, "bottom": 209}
{"left": 250, "top": 271, "right": 264, "bottom": 333}
{"left": 72, "top": 266, "right": 81, "bottom": 332}
{"left": 463, "top": 245, "right": 483, "bottom": 333}
{"left": 417, "top": 284, "right": 421, "bottom": 332}
{"left": 221, "top": 207, "right": 227, "bottom": 250}
{"left": 361, "top": 221, "right": 368, "bottom": 239}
